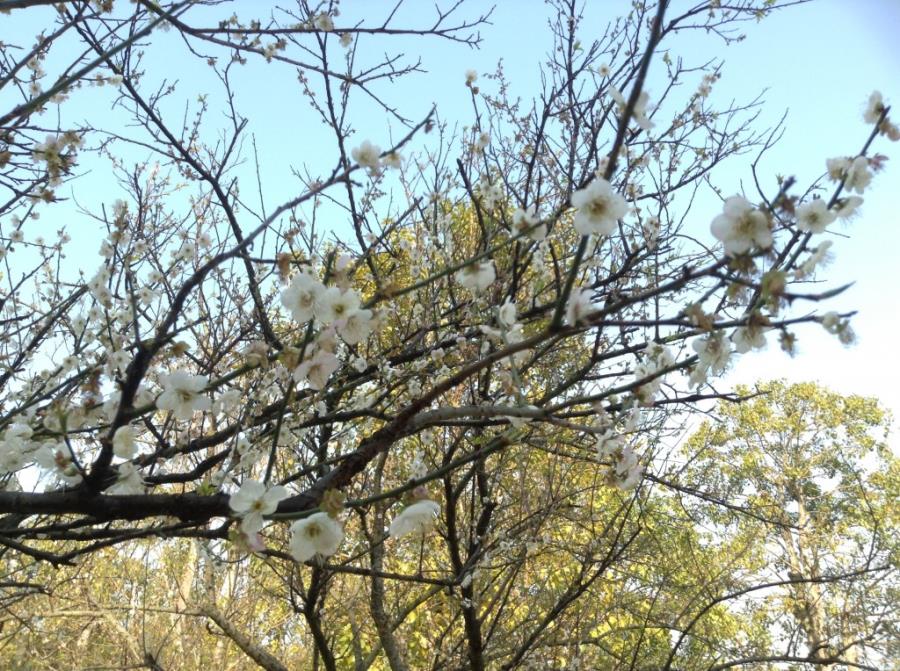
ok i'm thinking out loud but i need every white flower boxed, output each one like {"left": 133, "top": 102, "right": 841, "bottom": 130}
{"left": 796, "top": 199, "right": 836, "bottom": 234}
{"left": 795, "top": 240, "right": 832, "bottom": 279}
{"left": 834, "top": 196, "right": 863, "bottom": 219}
{"left": 281, "top": 272, "right": 324, "bottom": 323}
{"left": 595, "top": 429, "right": 625, "bottom": 459}
{"left": 465, "top": 69, "right": 478, "bottom": 85}
{"left": 388, "top": 499, "right": 441, "bottom": 537}
{"left": 112, "top": 425, "right": 137, "bottom": 459}
{"left": 351, "top": 140, "right": 381, "bottom": 170}
{"left": 633, "top": 343, "right": 674, "bottom": 402}
{"left": 610, "top": 444, "right": 642, "bottom": 490}
{"left": 229, "top": 479, "right": 289, "bottom": 534}
{"left": 827, "top": 156, "right": 871, "bottom": 194}
{"left": 597, "top": 62, "right": 610, "bottom": 77}
{"left": 290, "top": 512, "right": 344, "bottom": 562}
{"left": 821, "top": 312, "right": 855, "bottom": 344}
{"left": 33, "top": 441, "right": 82, "bottom": 485}
{"left": 214, "top": 389, "right": 243, "bottom": 415}
{"left": 316, "top": 287, "right": 361, "bottom": 325}
{"left": 512, "top": 205, "right": 546, "bottom": 241}
{"left": 609, "top": 84, "right": 653, "bottom": 130}
{"left": 732, "top": 325, "right": 768, "bottom": 353}
{"left": 107, "top": 462, "right": 145, "bottom": 495}
{"left": 383, "top": 151, "right": 402, "bottom": 169}
{"left": 293, "top": 350, "right": 340, "bottom": 390}
{"left": 339, "top": 32, "right": 353, "bottom": 48}
{"left": 313, "top": 13, "right": 334, "bottom": 32}
{"left": 863, "top": 90, "right": 885, "bottom": 124}
{"left": 690, "top": 332, "right": 731, "bottom": 387}
{"left": 338, "top": 308, "right": 374, "bottom": 345}
{"left": 710, "top": 195, "right": 772, "bottom": 256}
{"left": 157, "top": 371, "right": 211, "bottom": 421}
{"left": 566, "top": 288, "right": 595, "bottom": 326}
{"left": 571, "top": 178, "right": 628, "bottom": 236}
{"left": 456, "top": 261, "right": 496, "bottom": 294}
{"left": 497, "top": 298, "right": 517, "bottom": 329}
{"left": 844, "top": 156, "right": 872, "bottom": 194}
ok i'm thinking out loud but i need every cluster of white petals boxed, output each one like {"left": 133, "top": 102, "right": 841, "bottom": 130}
{"left": 290, "top": 512, "right": 344, "bottom": 562}
{"left": 455, "top": 261, "right": 496, "bottom": 294}
{"left": 609, "top": 84, "right": 653, "bottom": 130}
{"left": 112, "top": 425, "right": 137, "bottom": 459}
{"left": 33, "top": 441, "right": 82, "bottom": 485}
{"left": 156, "top": 370, "right": 211, "bottom": 421}
{"left": 596, "top": 431, "right": 641, "bottom": 490}
{"left": 826, "top": 156, "right": 872, "bottom": 194}
{"left": 690, "top": 332, "right": 732, "bottom": 387}
{"left": 293, "top": 349, "right": 341, "bottom": 390}
{"left": 796, "top": 199, "right": 836, "bottom": 234}
{"left": 108, "top": 462, "right": 144, "bottom": 495}
{"left": 565, "top": 287, "right": 595, "bottom": 326}
{"left": 710, "top": 196, "right": 772, "bottom": 256}
{"left": 571, "top": 178, "right": 628, "bottom": 237}
{"left": 229, "top": 479, "right": 289, "bottom": 534}
{"left": 351, "top": 140, "right": 382, "bottom": 171}
{"left": 512, "top": 205, "right": 546, "bottom": 241}
{"left": 732, "top": 324, "right": 768, "bottom": 353}
{"left": 633, "top": 342, "right": 675, "bottom": 403}
{"left": 388, "top": 499, "right": 441, "bottom": 537}
{"left": 281, "top": 273, "right": 375, "bottom": 345}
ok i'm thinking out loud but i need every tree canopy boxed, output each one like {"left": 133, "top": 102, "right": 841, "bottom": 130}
{"left": 0, "top": 0, "right": 896, "bottom": 668}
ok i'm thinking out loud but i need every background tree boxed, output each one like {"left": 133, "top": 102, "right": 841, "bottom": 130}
{"left": 0, "top": 0, "right": 897, "bottom": 668}
{"left": 679, "top": 381, "right": 897, "bottom": 669}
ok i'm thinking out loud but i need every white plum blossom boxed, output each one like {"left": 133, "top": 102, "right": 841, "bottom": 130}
{"left": 33, "top": 441, "right": 82, "bottom": 486}
{"left": 0, "top": 423, "right": 33, "bottom": 473}
{"left": 512, "top": 205, "right": 546, "bottom": 241}
{"left": 597, "top": 433, "right": 642, "bottom": 490}
{"left": 339, "top": 32, "right": 353, "bottom": 48}
{"left": 863, "top": 90, "right": 885, "bottom": 124}
{"left": 351, "top": 140, "right": 381, "bottom": 171}
{"left": 112, "top": 425, "right": 137, "bottom": 459}
{"left": 388, "top": 499, "right": 441, "bottom": 537}
{"left": 844, "top": 156, "right": 872, "bottom": 194}
{"left": 316, "top": 287, "right": 361, "bottom": 326}
{"left": 566, "top": 288, "right": 595, "bottom": 326}
{"left": 497, "top": 298, "right": 517, "bottom": 330}
{"left": 465, "top": 69, "right": 478, "bottom": 85}
{"left": 609, "top": 83, "right": 653, "bottom": 130}
{"left": 455, "top": 261, "right": 496, "bottom": 294}
{"left": 732, "top": 324, "right": 768, "bottom": 353}
{"left": 214, "top": 388, "right": 243, "bottom": 415}
{"left": 571, "top": 178, "right": 628, "bottom": 237}
{"left": 293, "top": 350, "right": 340, "bottom": 390}
{"left": 835, "top": 196, "right": 863, "bottom": 219}
{"left": 338, "top": 307, "right": 374, "bottom": 345}
{"left": 827, "top": 156, "right": 872, "bottom": 194}
{"left": 313, "top": 13, "right": 334, "bottom": 32}
{"left": 710, "top": 195, "right": 772, "bottom": 256}
{"left": 796, "top": 199, "right": 836, "bottom": 234}
{"left": 821, "top": 311, "right": 855, "bottom": 344}
{"left": 156, "top": 371, "right": 211, "bottom": 421}
{"left": 229, "top": 479, "right": 289, "bottom": 534}
{"left": 690, "top": 332, "right": 731, "bottom": 387}
{"left": 609, "top": 444, "right": 642, "bottom": 490}
{"left": 633, "top": 342, "right": 675, "bottom": 403}
{"left": 290, "top": 512, "right": 344, "bottom": 562}
{"left": 795, "top": 240, "right": 833, "bottom": 279}
{"left": 281, "top": 272, "right": 324, "bottom": 323}
{"left": 107, "top": 462, "right": 144, "bottom": 495}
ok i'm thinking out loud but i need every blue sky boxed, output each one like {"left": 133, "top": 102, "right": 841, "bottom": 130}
{"left": 2, "top": 0, "right": 898, "bottom": 426}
